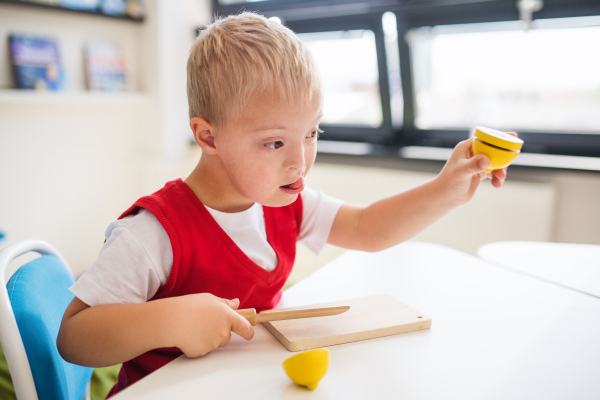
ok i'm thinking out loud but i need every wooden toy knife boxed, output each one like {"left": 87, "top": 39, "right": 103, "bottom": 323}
{"left": 236, "top": 306, "right": 350, "bottom": 326}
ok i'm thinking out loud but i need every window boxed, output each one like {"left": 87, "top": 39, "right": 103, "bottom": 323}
{"left": 213, "top": 0, "right": 600, "bottom": 160}
{"left": 409, "top": 16, "right": 600, "bottom": 133}
{"left": 298, "top": 30, "right": 382, "bottom": 127}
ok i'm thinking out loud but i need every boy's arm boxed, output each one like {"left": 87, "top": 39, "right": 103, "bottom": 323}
{"left": 57, "top": 293, "right": 254, "bottom": 368}
{"left": 327, "top": 138, "right": 509, "bottom": 252}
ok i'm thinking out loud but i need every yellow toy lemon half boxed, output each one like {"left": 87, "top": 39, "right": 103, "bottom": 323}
{"left": 282, "top": 348, "right": 329, "bottom": 390}
{"left": 472, "top": 138, "right": 520, "bottom": 173}
{"left": 472, "top": 126, "right": 523, "bottom": 172}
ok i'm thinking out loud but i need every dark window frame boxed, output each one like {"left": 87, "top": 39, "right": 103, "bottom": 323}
{"left": 213, "top": 0, "right": 600, "bottom": 158}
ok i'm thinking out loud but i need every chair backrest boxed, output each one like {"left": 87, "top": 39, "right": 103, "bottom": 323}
{"left": 0, "top": 240, "right": 92, "bottom": 400}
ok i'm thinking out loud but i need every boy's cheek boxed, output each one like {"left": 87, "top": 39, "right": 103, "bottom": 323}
{"left": 304, "top": 148, "right": 317, "bottom": 173}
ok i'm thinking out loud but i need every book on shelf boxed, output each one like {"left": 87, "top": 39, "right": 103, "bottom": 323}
{"left": 100, "top": 0, "right": 127, "bottom": 16}
{"left": 21, "top": 0, "right": 145, "bottom": 18}
{"left": 23, "top": 0, "right": 59, "bottom": 5}
{"left": 100, "top": 0, "right": 145, "bottom": 18}
{"left": 8, "top": 34, "right": 65, "bottom": 91}
{"left": 57, "top": 0, "right": 101, "bottom": 10}
{"left": 125, "top": 0, "right": 144, "bottom": 18}
{"left": 84, "top": 39, "right": 129, "bottom": 92}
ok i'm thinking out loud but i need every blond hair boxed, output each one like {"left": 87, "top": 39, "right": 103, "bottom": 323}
{"left": 187, "top": 12, "right": 321, "bottom": 127}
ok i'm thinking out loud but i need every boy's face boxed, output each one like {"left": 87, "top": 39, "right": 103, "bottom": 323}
{"left": 213, "top": 91, "right": 322, "bottom": 209}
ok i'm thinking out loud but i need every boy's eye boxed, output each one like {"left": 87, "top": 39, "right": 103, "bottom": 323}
{"left": 265, "top": 141, "right": 284, "bottom": 149}
{"left": 307, "top": 128, "right": 324, "bottom": 139}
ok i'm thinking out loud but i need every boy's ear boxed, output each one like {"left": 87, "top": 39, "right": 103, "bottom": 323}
{"left": 190, "top": 117, "right": 218, "bottom": 154}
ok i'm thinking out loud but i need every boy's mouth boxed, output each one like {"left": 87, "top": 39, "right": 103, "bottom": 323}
{"left": 280, "top": 177, "right": 304, "bottom": 194}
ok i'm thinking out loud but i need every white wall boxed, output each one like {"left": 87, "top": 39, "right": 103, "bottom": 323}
{"left": 0, "top": 0, "right": 211, "bottom": 278}
{"left": 153, "top": 0, "right": 211, "bottom": 164}
{"left": 530, "top": 171, "right": 600, "bottom": 244}
{"left": 0, "top": 96, "right": 144, "bottom": 275}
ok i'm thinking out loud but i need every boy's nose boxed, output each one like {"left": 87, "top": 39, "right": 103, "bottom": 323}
{"left": 287, "top": 144, "right": 306, "bottom": 171}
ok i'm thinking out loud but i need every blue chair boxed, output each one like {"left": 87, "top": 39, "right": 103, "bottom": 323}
{"left": 0, "top": 240, "right": 92, "bottom": 400}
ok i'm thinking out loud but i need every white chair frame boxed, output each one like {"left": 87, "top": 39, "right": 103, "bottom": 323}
{"left": 0, "top": 239, "right": 90, "bottom": 400}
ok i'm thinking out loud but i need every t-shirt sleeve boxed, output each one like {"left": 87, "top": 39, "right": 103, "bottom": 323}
{"left": 69, "top": 209, "right": 173, "bottom": 306}
{"left": 297, "top": 187, "right": 344, "bottom": 255}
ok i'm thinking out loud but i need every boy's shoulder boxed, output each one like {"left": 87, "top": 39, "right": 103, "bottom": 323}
{"left": 104, "top": 208, "right": 167, "bottom": 248}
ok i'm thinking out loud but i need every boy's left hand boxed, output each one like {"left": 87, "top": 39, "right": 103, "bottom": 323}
{"left": 436, "top": 133, "right": 517, "bottom": 206}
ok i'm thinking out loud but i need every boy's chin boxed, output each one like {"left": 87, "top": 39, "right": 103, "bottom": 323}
{"left": 261, "top": 192, "right": 300, "bottom": 208}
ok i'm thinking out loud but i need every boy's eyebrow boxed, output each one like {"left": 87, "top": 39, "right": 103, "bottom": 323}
{"left": 253, "top": 114, "right": 323, "bottom": 132}
{"left": 253, "top": 125, "right": 287, "bottom": 132}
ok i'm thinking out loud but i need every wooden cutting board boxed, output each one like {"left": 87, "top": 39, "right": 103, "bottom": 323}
{"left": 261, "top": 295, "right": 431, "bottom": 351}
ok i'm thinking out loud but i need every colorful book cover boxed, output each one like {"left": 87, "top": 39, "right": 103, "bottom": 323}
{"left": 24, "top": 0, "right": 58, "bottom": 5}
{"left": 57, "top": 0, "right": 100, "bottom": 10}
{"left": 126, "top": 0, "right": 145, "bottom": 19}
{"left": 84, "top": 39, "right": 128, "bottom": 92}
{"left": 100, "top": 0, "right": 128, "bottom": 16}
{"left": 9, "top": 34, "right": 65, "bottom": 91}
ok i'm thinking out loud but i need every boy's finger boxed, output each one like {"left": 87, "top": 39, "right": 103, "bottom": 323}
{"left": 220, "top": 332, "right": 232, "bottom": 347}
{"left": 452, "top": 139, "right": 474, "bottom": 159}
{"left": 454, "top": 138, "right": 472, "bottom": 150}
{"left": 461, "top": 154, "right": 490, "bottom": 176}
{"left": 492, "top": 168, "right": 507, "bottom": 182}
{"left": 220, "top": 298, "right": 240, "bottom": 310}
{"left": 491, "top": 175, "right": 503, "bottom": 188}
{"left": 230, "top": 312, "right": 255, "bottom": 341}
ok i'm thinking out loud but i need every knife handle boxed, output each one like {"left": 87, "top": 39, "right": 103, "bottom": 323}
{"left": 237, "top": 306, "right": 350, "bottom": 326}
{"left": 236, "top": 308, "right": 258, "bottom": 326}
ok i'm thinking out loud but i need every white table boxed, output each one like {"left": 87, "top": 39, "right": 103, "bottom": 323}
{"left": 478, "top": 241, "right": 600, "bottom": 299}
{"left": 113, "top": 242, "right": 600, "bottom": 400}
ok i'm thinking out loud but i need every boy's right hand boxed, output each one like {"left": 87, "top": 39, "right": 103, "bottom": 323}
{"left": 169, "top": 293, "right": 254, "bottom": 358}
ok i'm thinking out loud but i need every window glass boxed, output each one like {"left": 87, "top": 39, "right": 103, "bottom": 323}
{"left": 298, "top": 30, "right": 383, "bottom": 127}
{"left": 383, "top": 12, "right": 403, "bottom": 129}
{"left": 408, "top": 16, "right": 600, "bottom": 133}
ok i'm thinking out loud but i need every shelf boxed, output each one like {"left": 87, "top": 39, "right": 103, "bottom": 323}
{"left": 0, "top": 0, "right": 144, "bottom": 22}
{"left": 0, "top": 89, "right": 151, "bottom": 105}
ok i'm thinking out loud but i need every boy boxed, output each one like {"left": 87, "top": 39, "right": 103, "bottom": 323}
{"left": 57, "top": 12, "right": 512, "bottom": 397}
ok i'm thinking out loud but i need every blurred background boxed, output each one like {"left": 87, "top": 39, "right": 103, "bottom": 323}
{"left": 0, "top": 0, "right": 599, "bottom": 287}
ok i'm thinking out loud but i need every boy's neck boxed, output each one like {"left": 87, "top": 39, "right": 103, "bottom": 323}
{"left": 185, "top": 154, "right": 255, "bottom": 213}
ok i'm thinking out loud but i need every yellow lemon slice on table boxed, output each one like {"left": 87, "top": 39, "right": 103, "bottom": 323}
{"left": 282, "top": 348, "right": 329, "bottom": 390}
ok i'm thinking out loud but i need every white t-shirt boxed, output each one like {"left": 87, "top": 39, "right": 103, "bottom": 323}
{"left": 70, "top": 187, "right": 343, "bottom": 307}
